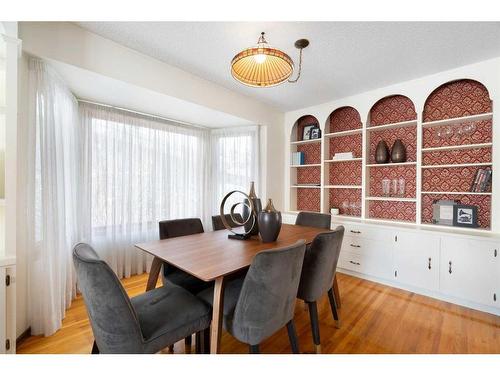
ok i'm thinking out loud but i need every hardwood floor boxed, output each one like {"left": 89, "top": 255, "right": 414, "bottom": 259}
{"left": 17, "top": 273, "right": 500, "bottom": 354}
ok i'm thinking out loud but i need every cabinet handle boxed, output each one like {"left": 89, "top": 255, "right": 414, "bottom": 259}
{"left": 350, "top": 230, "right": 361, "bottom": 234}
{"left": 448, "top": 261, "right": 452, "bottom": 274}
{"left": 428, "top": 257, "right": 432, "bottom": 270}
{"left": 350, "top": 244, "right": 361, "bottom": 248}
{"left": 494, "top": 293, "right": 497, "bottom": 302}
{"left": 495, "top": 249, "right": 498, "bottom": 257}
{"left": 349, "top": 260, "right": 361, "bottom": 266}
{"left": 395, "top": 270, "right": 398, "bottom": 278}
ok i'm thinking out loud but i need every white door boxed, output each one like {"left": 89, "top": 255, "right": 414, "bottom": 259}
{"left": 440, "top": 237, "right": 498, "bottom": 307}
{"left": 393, "top": 231, "right": 440, "bottom": 291}
{"left": 0, "top": 267, "right": 6, "bottom": 354}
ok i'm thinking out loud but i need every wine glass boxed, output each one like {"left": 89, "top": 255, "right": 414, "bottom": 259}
{"left": 342, "top": 201, "right": 349, "bottom": 216}
{"left": 382, "top": 178, "right": 391, "bottom": 197}
{"left": 398, "top": 178, "right": 406, "bottom": 197}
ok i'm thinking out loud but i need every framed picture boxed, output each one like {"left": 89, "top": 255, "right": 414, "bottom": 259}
{"left": 453, "top": 204, "right": 478, "bottom": 228}
{"left": 310, "top": 126, "right": 322, "bottom": 139}
{"left": 302, "top": 124, "right": 316, "bottom": 140}
{"left": 432, "top": 199, "right": 457, "bottom": 226}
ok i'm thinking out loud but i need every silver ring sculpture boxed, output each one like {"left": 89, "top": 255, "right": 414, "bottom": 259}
{"left": 219, "top": 190, "right": 256, "bottom": 236}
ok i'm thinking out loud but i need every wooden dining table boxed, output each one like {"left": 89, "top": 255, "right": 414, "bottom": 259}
{"left": 135, "top": 223, "right": 327, "bottom": 354}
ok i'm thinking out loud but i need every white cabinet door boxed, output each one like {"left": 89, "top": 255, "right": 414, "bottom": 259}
{"left": 0, "top": 267, "right": 5, "bottom": 354}
{"left": 393, "top": 231, "right": 440, "bottom": 292}
{"left": 440, "top": 237, "right": 499, "bottom": 307}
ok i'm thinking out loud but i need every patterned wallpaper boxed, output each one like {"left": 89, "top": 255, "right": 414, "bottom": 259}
{"left": 297, "top": 188, "right": 321, "bottom": 212}
{"left": 423, "top": 147, "right": 492, "bottom": 166}
{"left": 329, "top": 188, "right": 362, "bottom": 217}
{"left": 297, "top": 143, "right": 321, "bottom": 164}
{"left": 329, "top": 133, "right": 363, "bottom": 159}
{"left": 368, "top": 201, "right": 416, "bottom": 222}
{"left": 329, "top": 161, "right": 362, "bottom": 186}
{"left": 422, "top": 120, "right": 492, "bottom": 149}
{"left": 368, "top": 165, "right": 416, "bottom": 198}
{"left": 368, "top": 127, "right": 417, "bottom": 164}
{"left": 421, "top": 193, "right": 491, "bottom": 229}
{"left": 297, "top": 166, "right": 321, "bottom": 185}
{"left": 423, "top": 79, "right": 492, "bottom": 122}
{"left": 328, "top": 106, "right": 362, "bottom": 133}
{"left": 422, "top": 166, "right": 492, "bottom": 193}
{"left": 369, "top": 95, "right": 417, "bottom": 126}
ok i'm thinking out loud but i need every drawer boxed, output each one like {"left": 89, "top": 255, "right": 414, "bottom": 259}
{"left": 339, "top": 239, "right": 393, "bottom": 280}
{"left": 341, "top": 223, "right": 393, "bottom": 242}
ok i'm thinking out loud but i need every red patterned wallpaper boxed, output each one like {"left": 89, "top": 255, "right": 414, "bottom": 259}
{"left": 329, "top": 188, "right": 362, "bottom": 217}
{"left": 369, "top": 165, "right": 416, "bottom": 198}
{"left": 329, "top": 133, "right": 362, "bottom": 159}
{"left": 328, "top": 106, "right": 362, "bottom": 133}
{"left": 329, "top": 161, "right": 362, "bottom": 186}
{"left": 368, "top": 127, "right": 417, "bottom": 164}
{"left": 297, "top": 143, "right": 321, "bottom": 164}
{"left": 422, "top": 120, "right": 492, "bottom": 149}
{"left": 423, "top": 79, "right": 492, "bottom": 122}
{"left": 297, "top": 166, "right": 321, "bottom": 185}
{"left": 423, "top": 147, "right": 492, "bottom": 166}
{"left": 369, "top": 95, "right": 417, "bottom": 126}
{"left": 296, "top": 115, "right": 319, "bottom": 141}
{"left": 421, "top": 193, "right": 491, "bottom": 229}
{"left": 297, "top": 188, "right": 321, "bottom": 212}
{"left": 422, "top": 166, "right": 491, "bottom": 193}
{"left": 368, "top": 201, "right": 416, "bottom": 222}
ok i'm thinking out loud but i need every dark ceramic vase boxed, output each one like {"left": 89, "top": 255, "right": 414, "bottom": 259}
{"left": 391, "top": 139, "right": 407, "bottom": 163}
{"left": 258, "top": 199, "right": 282, "bottom": 243}
{"left": 243, "top": 181, "right": 261, "bottom": 235}
{"left": 375, "top": 140, "right": 390, "bottom": 164}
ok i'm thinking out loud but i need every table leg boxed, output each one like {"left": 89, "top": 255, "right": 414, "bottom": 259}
{"left": 146, "top": 256, "right": 163, "bottom": 291}
{"left": 210, "top": 276, "right": 226, "bottom": 354}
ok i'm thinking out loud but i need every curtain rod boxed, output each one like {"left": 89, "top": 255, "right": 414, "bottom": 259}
{"left": 76, "top": 98, "right": 209, "bottom": 130}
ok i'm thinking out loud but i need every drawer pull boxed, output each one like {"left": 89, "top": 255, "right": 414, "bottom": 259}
{"left": 428, "top": 257, "right": 432, "bottom": 270}
{"left": 349, "top": 260, "right": 361, "bottom": 266}
{"left": 350, "top": 230, "right": 361, "bottom": 234}
{"left": 350, "top": 244, "right": 361, "bottom": 248}
{"left": 448, "top": 261, "right": 452, "bottom": 274}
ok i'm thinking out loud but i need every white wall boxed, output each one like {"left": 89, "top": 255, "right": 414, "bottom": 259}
{"left": 284, "top": 57, "right": 500, "bottom": 232}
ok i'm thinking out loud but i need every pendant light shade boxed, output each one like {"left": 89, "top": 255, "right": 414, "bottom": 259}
{"left": 231, "top": 32, "right": 308, "bottom": 88}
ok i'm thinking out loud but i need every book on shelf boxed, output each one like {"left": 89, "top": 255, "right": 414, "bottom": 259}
{"left": 332, "top": 152, "right": 354, "bottom": 160}
{"left": 470, "top": 168, "right": 492, "bottom": 192}
{"left": 291, "top": 151, "right": 305, "bottom": 166}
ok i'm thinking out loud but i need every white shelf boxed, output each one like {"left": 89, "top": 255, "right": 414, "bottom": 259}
{"left": 324, "top": 128, "right": 362, "bottom": 138}
{"left": 421, "top": 191, "right": 492, "bottom": 196}
{"left": 366, "top": 162, "right": 416, "bottom": 168}
{"left": 291, "top": 185, "right": 321, "bottom": 189}
{"left": 366, "top": 196, "right": 417, "bottom": 202}
{"left": 367, "top": 119, "right": 417, "bottom": 132}
{"left": 290, "top": 164, "right": 321, "bottom": 168}
{"left": 325, "top": 158, "right": 362, "bottom": 163}
{"left": 421, "top": 162, "right": 492, "bottom": 169}
{"left": 422, "top": 142, "right": 492, "bottom": 152}
{"left": 422, "top": 112, "right": 493, "bottom": 128}
{"left": 325, "top": 185, "right": 362, "bottom": 189}
{"left": 290, "top": 138, "right": 322, "bottom": 146}
{"left": 365, "top": 217, "right": 416, "bottom": 225}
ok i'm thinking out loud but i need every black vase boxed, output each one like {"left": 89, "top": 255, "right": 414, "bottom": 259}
{"left": 258, "top": 199, "right": 282, "bottom": 243}
{"left": 391, "top": 139, "right": 407, "bottom": 163}
{"left": 375, "top": 140, "right": 390, "bottom": 164}
{"left": 243, "top": 197, "right": 262, "bottom": 235}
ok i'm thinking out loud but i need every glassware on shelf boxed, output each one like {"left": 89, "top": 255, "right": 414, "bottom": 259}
{"left": 398, "top": 177, "right": 406, "bottom": 197}
{"left": 382, "top": 178, "right": 391, "bottom": 197}
{"left": 391, "top": 179, "right": 398, "bottom": 196}
{"left": 436, "top": 126, "right": 453, "bottom": 140}
{"left": 341, "top": 201, "right": 349, "bottom": 215}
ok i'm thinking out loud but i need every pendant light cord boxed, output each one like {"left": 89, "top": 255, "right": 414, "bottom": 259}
{"left": 288, "top": 47, "right": 303, "bottom": 83}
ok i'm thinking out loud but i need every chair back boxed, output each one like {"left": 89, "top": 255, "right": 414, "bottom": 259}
{"left": 73, "top": 243, "right": 143, "bottom": 353}
{"left": 295, "top": 212, "right": 331, "bottom": 229}
{"left": 297, "top": 226, "right": 345, "bottom": 302}
{"left": 212, "top": 214, "right": 244, "bottom": 231}
{"left": 231, "top": 240, "right": 306, "bottom": 345}
{"left": 159, "top": 218, "right": 204, "bottom": 239}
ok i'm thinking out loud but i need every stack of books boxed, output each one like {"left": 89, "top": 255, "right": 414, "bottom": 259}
{"left": 332, "top": 152, "right": 354, "bottom": 161}
{"left": 291, "top": 152, "right": 305, "bottom": 166}
{"left": 471, "top": 168, "right": 492, "bottom": 192}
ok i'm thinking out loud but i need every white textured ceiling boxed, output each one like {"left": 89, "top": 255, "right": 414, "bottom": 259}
{"left": 75, "top": 22, "right": 500, "bottom": 111}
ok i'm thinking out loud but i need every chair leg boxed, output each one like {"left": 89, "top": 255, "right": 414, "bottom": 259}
{"left": 91, "top": 340, "right": 99, "bottom": 354}
{"left": 333, "top": 275, "right": 341, "bottom": 308}
{"left": 185, "top": 335, "right": 192, "bottom": 354}
{"left": 328, "top": 288, "right": 341, "bottom": 328}
{"left": 202, "top": 327, "right": 210, "bottom": 354}
{"left": 249, "top": 344, "right": 260, "bottom": 354}
{"left": 195, "top": 332, "right": 202, "bottom": 354}
{"left": 286, "top": 320, "right": 300, "bottom": 354}
{"left": 307, "top": 301, "right": 321, "bottom": 354}
{"left": 168, "top": 344, "right": 174, "bottom": 353}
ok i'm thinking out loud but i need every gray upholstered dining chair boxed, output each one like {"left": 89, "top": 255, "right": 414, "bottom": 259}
{"left": 211, "top": 213, "right": 244, "bottom": 231}
{"left": 297, "top": 227, "right": 344, "bottom": 353}
{"left": 73, "top": 243, "right": 211, "bottom": 354}
{"left": 197, "top": 240, "right": 307, "bottom": 354}
{"left": 295, "top": 212, "right": 342, "bottom": 308}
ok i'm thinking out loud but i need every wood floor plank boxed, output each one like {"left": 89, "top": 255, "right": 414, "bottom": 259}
{"left": 16, "top": 273, "right": 500, "bottom": 354}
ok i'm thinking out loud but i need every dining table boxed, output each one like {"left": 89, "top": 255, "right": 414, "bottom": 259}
{"left": 135, "top": 223, "right": 327, "bottom": 354}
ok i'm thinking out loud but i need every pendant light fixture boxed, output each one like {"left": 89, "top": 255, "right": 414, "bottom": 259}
{"left": 230, "top": 32, "right": 309, "bottom": 88}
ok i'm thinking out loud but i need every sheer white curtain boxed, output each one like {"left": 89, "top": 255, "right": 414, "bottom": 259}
{"left": 210, "top": 126, "right": 260, "bottom": 217}
{"left": 26, "top": 59, "right": 80, "bottom": 336}
{"left": 79, "top": 103, "right": 211, "bottom": 279}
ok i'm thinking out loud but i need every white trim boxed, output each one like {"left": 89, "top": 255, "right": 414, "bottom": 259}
{"left": 422, "top": 112, "right": 493, "bottom": 128}
{"left": 366, "top": 119, "right": 417, "bottom": 131}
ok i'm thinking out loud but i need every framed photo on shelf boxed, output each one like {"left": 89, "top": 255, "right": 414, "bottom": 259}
{"left": 302, "top": 124, "right": 316, "bottom": 140}
{"left": 310, "top": 126, "right": 321, "bottom": 139}
{"left": 453, "top": 204, "right": 478, "bottom": 228}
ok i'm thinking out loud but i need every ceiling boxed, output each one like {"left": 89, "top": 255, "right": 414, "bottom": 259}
{"left": 48, "top": 59, "right": 253, "bottom": 128}
{"left": 75, "top": 22, "right": 500, "bottom": 111}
